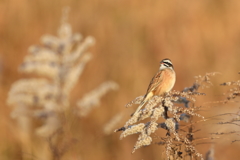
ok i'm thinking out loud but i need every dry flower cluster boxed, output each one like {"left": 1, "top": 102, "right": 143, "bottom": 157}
{"left": 7, "top": 8, "right": 118, "bottom": 159}
{"left": 115, "top": 72, "right": 220, "bottom": 159}
{"left": 220, "top": 77, "right": 240, "bottom": 102}
{"left": 210, "top": 73, "right": 240, "bottom": 141}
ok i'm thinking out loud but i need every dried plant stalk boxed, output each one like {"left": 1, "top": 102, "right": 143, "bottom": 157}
{"left": 115, "top": 72, "right": 219, "bottom": 159}
{"left": 103, "top": 113, "right": 124, "bottom": 135}
{"left": 77, "top": 81, "right": 119, "bottom": 117}
{"left": 7, "top": 8, "right": 118, "bottom": 160}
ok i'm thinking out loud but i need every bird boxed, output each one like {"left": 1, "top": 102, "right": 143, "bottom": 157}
{"left": 132, "top": 58, "right": 176, "bottom": 116}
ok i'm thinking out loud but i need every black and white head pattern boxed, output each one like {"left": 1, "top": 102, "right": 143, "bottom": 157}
{"left": 159, "top": 58, "right": 174, "bottom": 70}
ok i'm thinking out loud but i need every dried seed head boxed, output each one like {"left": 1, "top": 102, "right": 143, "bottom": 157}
{"left": 120, "top": 123, "right": 145, "bottom": 139}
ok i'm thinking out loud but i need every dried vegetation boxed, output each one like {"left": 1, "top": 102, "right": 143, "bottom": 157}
{"left": 115, "top": 72, "right": 224, "bottom": 160}
{"left": 7, "top": 8, "right": 118, "bottom": 160}
{"left": 4, "top": 4, "right": 240, "bottom": 160}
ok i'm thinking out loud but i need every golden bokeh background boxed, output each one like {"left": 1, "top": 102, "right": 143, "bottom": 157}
{"left": 1, "top": 0, "right": 240, "bottom": 159}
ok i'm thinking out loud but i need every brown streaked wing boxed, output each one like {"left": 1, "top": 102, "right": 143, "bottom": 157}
{"left": 145, "top": 71, "right": 163, "bottom": 95}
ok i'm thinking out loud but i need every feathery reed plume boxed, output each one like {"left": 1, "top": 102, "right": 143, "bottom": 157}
{"left": 7, "top": 7, "right": 118, "bottom": 160}
{"left": 103, "top": 112, "right": 124, "bottom": 135}
{"left": 7, "top": 8, "right": 95, "bottom": 137}
{"left": 77, "top": 81, "right": 119, "bottom": 117}
{"left": 116, "top": 72, "right": 219, "bottom": 159}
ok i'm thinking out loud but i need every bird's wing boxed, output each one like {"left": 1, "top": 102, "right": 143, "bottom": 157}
{"left": 145, "top": 70, "right": 163, "bottom": 96}
{"left": 132, "top": 71, "right": 163, "bottom": 117}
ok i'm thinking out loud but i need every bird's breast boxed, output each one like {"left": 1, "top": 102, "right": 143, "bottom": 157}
{"left": 154, "top": 69, "right": 176, "bottom": 95}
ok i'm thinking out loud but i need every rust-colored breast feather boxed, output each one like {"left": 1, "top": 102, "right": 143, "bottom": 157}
{"left": 145, "top": 68, "right": 175, "bottom": 97}
{"left": 133, "top": 66, "right": 176, "bottom": 116}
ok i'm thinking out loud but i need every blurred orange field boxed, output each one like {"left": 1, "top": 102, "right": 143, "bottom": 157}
{"left": 1, "top": 0, "right": 240, "bottom": 160}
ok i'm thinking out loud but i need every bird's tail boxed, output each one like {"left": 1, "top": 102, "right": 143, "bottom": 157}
{"left": 131, "top": 99, "right": 147, "bottom": 117}
{"left": 131, "top": 92, "right": 153, "bottom": 117}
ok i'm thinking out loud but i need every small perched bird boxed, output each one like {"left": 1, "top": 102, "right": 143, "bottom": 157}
{"left": 132, "top": 58, "right": 176, "bottom": 116}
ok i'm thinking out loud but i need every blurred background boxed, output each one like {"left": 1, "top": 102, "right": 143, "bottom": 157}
{"left": 1, "top": 0, "right": 240, "bottom": 159}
